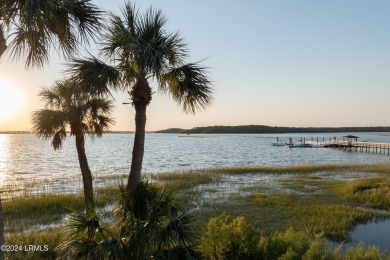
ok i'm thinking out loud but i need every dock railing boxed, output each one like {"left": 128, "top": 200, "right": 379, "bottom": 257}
{"left": 307, "top": 140, "right": 390, "bottom": 154}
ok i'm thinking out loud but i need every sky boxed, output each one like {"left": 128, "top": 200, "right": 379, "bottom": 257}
{"left": 1, "top": 0, "right": 390, "bottom": 131}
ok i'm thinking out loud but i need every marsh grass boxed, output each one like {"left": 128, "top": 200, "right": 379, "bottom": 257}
{"left": 203, "top": 163, "right": 390, "bottom": 175}
{"left": 150, "top": 170, "right": 220, "bottom": 190}
{"left": 161, "top": 164, "right": 389, "bottom": 241}
{"left": 3, "top": 186, "right": 118, "bottom": 233}
{"left": 278, "top": 176, "right": 342, "bottom": 194}
{"left": 3, "top": 163, "right": 388, "bottom": 199}
{"left": 3, "top": 163, "right": 390, "bottom": 257}
{"left": 5, "top": 228, "right": 62, "bottom": 259}
{"left": 332, "top": 177, "right": 390, "bottom": 210}
{"left": 191, "top": 191, "right": 371, "bottom": 241}
{"left": 150, "top": 163, "right": 390, "bottom": 192}
{"left": 252, "top": 193, "right": 372, "bottom": 241}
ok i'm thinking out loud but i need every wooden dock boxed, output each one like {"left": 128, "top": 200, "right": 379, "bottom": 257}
{"left": 319, "top": 140, "right": 390, "bottom": 154}
{"left": 304, "top": 135, "right": 390, "bottom": 155}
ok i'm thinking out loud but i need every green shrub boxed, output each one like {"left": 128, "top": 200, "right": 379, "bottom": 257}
{"left": 334, "top": 243, "right": 382, "bottom": 260}
{"left": 201, "top": 214, "right": 385, "bottom": 260}
{"left": 200, "top": 214, "right": 259, "bottom": 259}
{"left": 258, "top": 228, "right": 328, "bottom": 260}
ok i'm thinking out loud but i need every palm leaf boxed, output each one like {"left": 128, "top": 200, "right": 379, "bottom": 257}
{"left": 7, "top": 24, "right": 50, "bottom": 68}
{"left": 31, "top": 109, "right": 66, "bottom": 137}
{"left": 51, "top": 128, "right": 67, "bottom": 150}
{"left": 67, "top": 56, "right": 121, "bottom": 96}
{"left": 0, "top": 25, "right": 7, "bottom": 57}
{"left": 57, "top": 181, "right": 200, "bottom": 259}
{"left": 64, "top": 0, "right": 103, "bottom": 45}
{"left": 2, "top": 0, "right": 102, "bottom": 67}
{"left": 160, "top": 62, "right": 213, "bottom": 114}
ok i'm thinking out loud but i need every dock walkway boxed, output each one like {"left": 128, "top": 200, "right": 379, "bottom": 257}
{"left": 307, "top": 140, "right": 390, "bottom": 155}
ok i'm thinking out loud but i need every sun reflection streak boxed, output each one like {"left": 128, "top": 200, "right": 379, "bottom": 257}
{"left": 0, "top": 134, "right": 8, "bottom": 187}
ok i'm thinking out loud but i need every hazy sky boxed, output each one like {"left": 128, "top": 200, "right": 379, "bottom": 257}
{"left": 1, "top": 0, "right": 390, "bottom": 131}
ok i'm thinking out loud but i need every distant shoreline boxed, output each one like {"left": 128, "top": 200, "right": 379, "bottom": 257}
{"left": 155, "top": 125, "right": 390, "bottom": 134}
{"left": 3, "top": 125, "right": 390, "bottom": 135}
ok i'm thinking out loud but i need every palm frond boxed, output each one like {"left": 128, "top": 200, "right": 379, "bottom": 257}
{"left": 100, "top": 13, "right": 129, "bottom": 59}
{"left": 122, "top": 2, "right": 139, "bottom": 34}
{"left": 67, "top": 210, "right": 100, "bottom": 235}
{"left": 135, "top": 7, "right": 187, "bottom": 78}
{"left": 56, "top": 239, "right": 99, "bottom": 259}
{"left": 0, "top": 0, "right": 18, "bottom": 25}
{"left": 64, "top": 0, "right": 103, "bottom": 45}
{"left": 67, "top": 56, "right": 121, "bottom": 95}
{"left": 51, "top": 128, "right": 67, "bottom": 150}
{"left": 3, "top": 0, "right": 102, "bottom": 67}
{"left": 100, "top": 3, "right": 138, "bottom": 59}
{"left": 0, "top": 25, "right": 7, "bottom": 58}
{"left": 58, "top": 181, "right": 200, "bottom": 259}
{"left": 31, "top": 109, "right": 66, "bottom": 138}
{"left": 100, "top": 6, "right": 141, "bottom": 83}
{"left": 38, "top": 86, "right": 60, "bottom": 108}
{"left": 166, "top": 211, "right": 198, "bottom": 246}
{"left": 88, "top": 97, "right": 115, "bottom": 115}
{"left": 7, "top": 24, "right": 50, "bottom": 68}
{"left": 160, "top": 62, "right": 213, "bottom": 114}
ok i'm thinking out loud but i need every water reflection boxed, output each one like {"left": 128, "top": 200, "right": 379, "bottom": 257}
{"left": 0, "top": 135, "right": 8, "bottom": 186}
{"left": 348, "top": 219, "right": 390, "bottom": 251}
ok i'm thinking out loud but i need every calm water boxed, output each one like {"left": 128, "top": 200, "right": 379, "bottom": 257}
{"left": 1, "top": 132, "right": 390, "bottom": 250}
{"left": 347, "top": 219, "right": 390, "bottom": 251}
{"left": 1, "top": 132, "right": 390, "bottom": 188}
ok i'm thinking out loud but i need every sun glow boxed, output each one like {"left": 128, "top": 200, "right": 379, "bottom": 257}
{"left": 0, "top": 78, "right": 25, "bottom": 121}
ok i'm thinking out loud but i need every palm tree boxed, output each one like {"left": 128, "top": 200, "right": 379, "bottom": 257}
{"left": 0, "top": 1, "right": 102, "bottom": 257}
{"left": 68, "top": 2, "right": 213, "bottom": 212}
{"left": 57, "top": 181, "right": 201, "bottom": 259}
{"left": 0, "top": 0, "right": 102, "bottom": 67}
{"left": 32, "top": 79, "right": 114, "bottom": 208}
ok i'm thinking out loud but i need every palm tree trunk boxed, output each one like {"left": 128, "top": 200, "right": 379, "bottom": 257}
{"left": 124, "top": 78, "right": 152, "bottom": 213}
{"left": 75, "top": 134, "right": 95, "bottom": 209}
{"left": 0, "top": 199, "right": 5, "bottom": 260}
{"left": 125, "top": 104, "right": 147, "bottom": 204}
{"left": 0, "top": 26, "right": 7, "bottom": 58}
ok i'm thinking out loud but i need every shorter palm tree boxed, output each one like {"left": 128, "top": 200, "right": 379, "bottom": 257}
{"left": 57, "top": 181, "right": 200, "bottom": 259}
{"left": 32, "top": 79, "right": 114, "bottom": 209}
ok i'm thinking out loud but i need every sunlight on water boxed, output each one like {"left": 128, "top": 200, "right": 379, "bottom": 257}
{"left": 0, "top": 134, "right": 8, "bottom": 186}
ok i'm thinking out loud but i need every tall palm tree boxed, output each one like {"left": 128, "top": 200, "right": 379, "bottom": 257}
{"left": 0, "top": 0, "right": 102, "bottom": 67}
{"left": 32, "top": 79, "right": 114, "bottom": 208}
{"left": 68, "top": 2, "right": 213, "bottom": 212}
{"left": 57, "top": 181, "right": 201, "bottom": 259}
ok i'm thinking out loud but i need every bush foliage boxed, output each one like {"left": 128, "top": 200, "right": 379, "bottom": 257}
{"left": 200, "top": 214, "right": 387, "bottom": 260}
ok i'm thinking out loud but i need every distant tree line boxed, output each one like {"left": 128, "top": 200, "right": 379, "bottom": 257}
{"left": 155, "top": 125, "right": 390, "bottom": 134}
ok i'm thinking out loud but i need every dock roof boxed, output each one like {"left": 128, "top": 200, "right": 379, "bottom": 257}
{"left": 342, "top": 135, "right": 359, "bottom": 138}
